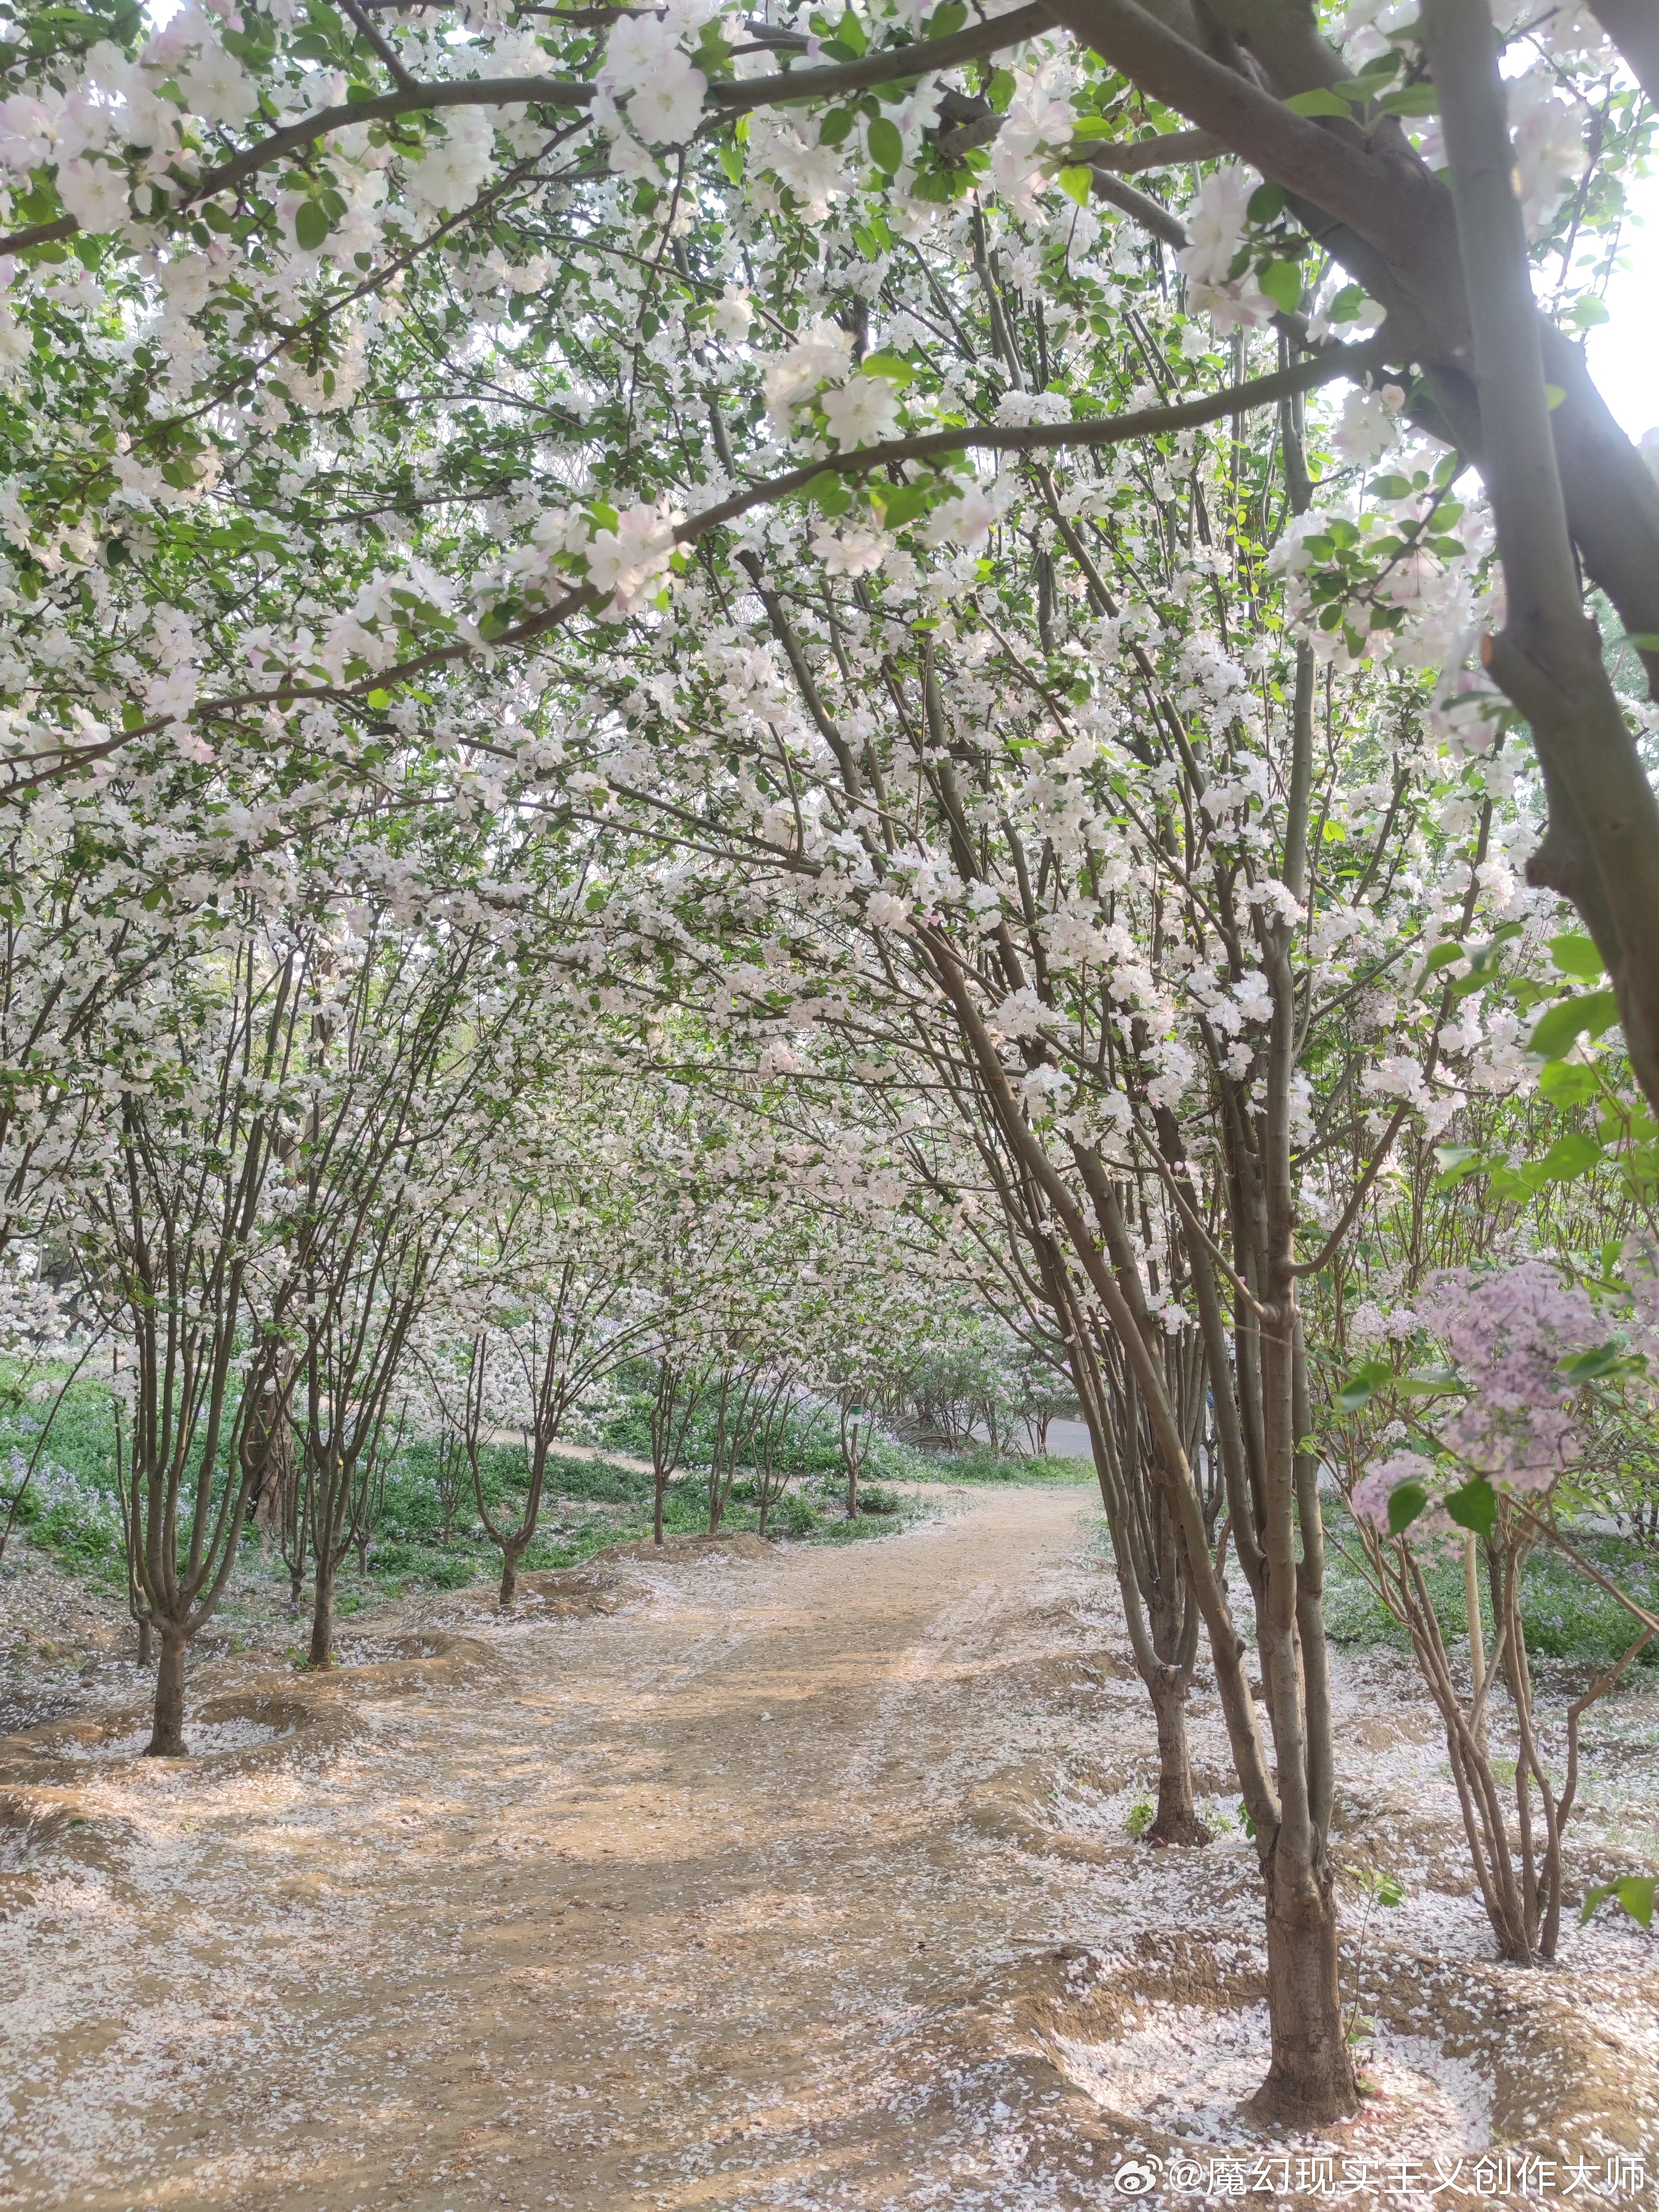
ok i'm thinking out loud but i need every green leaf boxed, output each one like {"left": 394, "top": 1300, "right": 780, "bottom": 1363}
{"left": 1424, "top": 939, "right": 1466, "bottom": 974}
{"left": 1486, "top": 1163, "right": 1535, "bottom": 1203}
{"left": 1530, "top": 989, "right": 1620, "bottom": 1060}
{"left": 1538, "top": 1059, "right": 1599, "bottom": 1109}
{"left": 834, "top": 9, "right": 867, "bottom": 54}
{"left": 860, "top": 351, "right": 914, "bottom": 385}
{"left": 1327, "top": 283, "right": 1371, "bottom": 325}
{"left": 1539, "top": 1130, "right": 1602, "bottom": 1183}
{"left": 1549, "top": 931, "right": 1605, "bottom": 981}
{"left": 294, "top": 199, "right": 331, "bottom": 252}
{"left": 1285, "top": 86, "right": 1357, "bottom": 116}
{"left": 805, "top": 470, "right": 853, "bottom": 516}
{"left": 1336, "top": 1358, "right": 1394, "bottom": 1412}
{"left": 1445, "top": 1478, "right": 1496, "bottom": 1539}
{"left": 873, "top": 483, "right": 931, "bottom": 528}
{"left": 1432, "top": 1146, "right": 1483, "bottom": 1193}
{"left": 819, "top": 105, "right": 855, "bottom": 147}
{"left": 927, "top": 0, "right": 967, "bottom": 31}
{"left": 867, "top": 115, "right": 904, "bottom": 175}
{"left": 1387, "top": 1481, "right": 1429, "bottom": 1536}
{"left": 1057, "top": 164, "right": 1093, "bottom": 207}
{"left": 1257, "top": 260, "right": 1303, "bottom": 313}
{"left": 1581, "top": 1876, "right": 1656, "bottom": 1930}
{"left": 718, "top": 139, "right": 743, "bottom": 184}
{"left": 365, "top": 687, "right": 393, "bottom": 710}
{"left": 1571, "top": 294, "right": 1610, "bottom": 329}
{"left": 1246, "top": 181, "right": 1285, "bottom": 223}
{"left": 1559, "top": 1340, "right": 1625, "bottom": 1383}
{"left": 1369, "top": 472, "right": 1413, "bottom": 499}
{"left": 1377, "top": 82, "right": 1439, "bottom": 116}
{"left": 1616, "top": 633, "right": 1659, "bottom": 651}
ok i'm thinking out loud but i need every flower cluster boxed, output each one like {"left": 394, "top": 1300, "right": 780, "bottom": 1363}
{"left": 1352, "top": 1264, "right": 1604, "bottom": 1536}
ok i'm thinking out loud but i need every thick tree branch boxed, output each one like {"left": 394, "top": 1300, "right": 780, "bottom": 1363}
{"left": 5, "top": 338, "right": 1381, "bottom": 797}
{"left": 1424, "top": 0, "right": 1659, "bottom": 1115}
{"left": 0, "top": 4, "right": 1051, "bottom": 259}
{"left": 1589, "top": 0, "right": 1659, "bottom": 108}
{"left": 1041, "top": 0, "right": 1659, "bottom": 695}
{"left": 714, "top": 2, "right": 1053, "bottom": 110}
{"left": 677, "top": 335, "right": 1385, "bottom": 538}
{"left": 1087, "top": 165, "right": 1188, "bottom": 244}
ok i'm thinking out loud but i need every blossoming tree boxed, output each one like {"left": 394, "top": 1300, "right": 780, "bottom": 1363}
{"left": 0, "top": 0, "right": 1653, "bottom": 2127}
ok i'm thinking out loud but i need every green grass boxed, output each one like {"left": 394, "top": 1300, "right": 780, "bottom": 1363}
{"left": 17, "top": 1362, "right": 1645, "bottom": 1680}
{"left": 894, "top": 1446, "right": 1096, "bottom": 1487}
{"left": 1, "top": 1368, "right": 949, "bottom": 1609}
{"left": 1319, "top": 1501, "right": 1659, "bottom": 1675}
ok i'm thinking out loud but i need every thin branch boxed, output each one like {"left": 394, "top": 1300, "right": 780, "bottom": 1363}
{"left": 0, "top": 6, "right": 1051, "bottom": 258}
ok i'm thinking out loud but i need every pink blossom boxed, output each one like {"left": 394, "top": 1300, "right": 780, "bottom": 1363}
{"left": 1424, "top": 1262, "right": 1600, "bottom": 1491}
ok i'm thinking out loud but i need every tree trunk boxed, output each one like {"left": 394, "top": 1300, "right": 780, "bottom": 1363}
{"left": 1149, "top": 1676, "right": 1210, "bottom": 1845}
{"left": 252, "top": 1365, "right": 297, "bottom": 1550}
{"left": 146, "top": 1629, "right": 189, "bottom": 1757}
{"left": 499, "top": 1545, "right": 520, "bottom": 1609}
{"left": 309, "top": 1553, "right": 335, "bottom": 1667}
{"left": 135, "top": 1615, "right": 153, "bottom": 1668}
{"left": 1247, "top": 1853, "right": 1356, "bottom": 2127}
{"left": 653, "top": 1470, "right": 666, "bottom": 1546}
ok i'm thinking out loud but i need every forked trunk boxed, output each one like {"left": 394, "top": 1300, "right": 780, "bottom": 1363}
{"left": 1149, "top": 1678, "right": 1209, "bottom": 1846}
{"left": 309, "top": 1552, "right": 335, "bottom": 1667}
{"left": 1247, "top": 1851, "right": 1357, "bottom": 2128}
{"left": 146, "top": 1629, "right": 189, "bottom": 1758}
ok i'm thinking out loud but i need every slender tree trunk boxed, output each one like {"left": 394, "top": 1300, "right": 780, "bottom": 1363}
{"left": 146, "top": 1628, "right": 189, "bottom": 1757}
{"left": 252, "top": 1362, "right": 297, "bottom": 1551}
{"left": 135, "top": 1615, "right": 153, "bottom": 1668}
{"left": 1250, "top": 1852, "right": 1351, "bottom": 2128}
{"left": 500, "top": 1543, "right": 521, "bottom": 1609}
{"left": 309, "top": 1551, "right": 335, "bottom": 1667}
{"left": 1463, "top": 1533, "right": 1488, "bottom": 1756}
{"left": 1149, "top": 1675, "right": 1209, "bottom": 1846}
{"left": 653, "top": 1468, "right": 666, "bottom": 1545}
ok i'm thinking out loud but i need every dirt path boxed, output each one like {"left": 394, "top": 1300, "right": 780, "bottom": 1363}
{"left": 2, "top": 1487, "right": 1135, "bottom": 2211}
{"left": 5, "top": 1486, "right": 1658, "bottom": 2212}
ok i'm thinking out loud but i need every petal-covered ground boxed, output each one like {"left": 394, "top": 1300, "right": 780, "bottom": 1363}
{"left": 1, "top": 1485, "right": 1656, "bottom": 2211}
